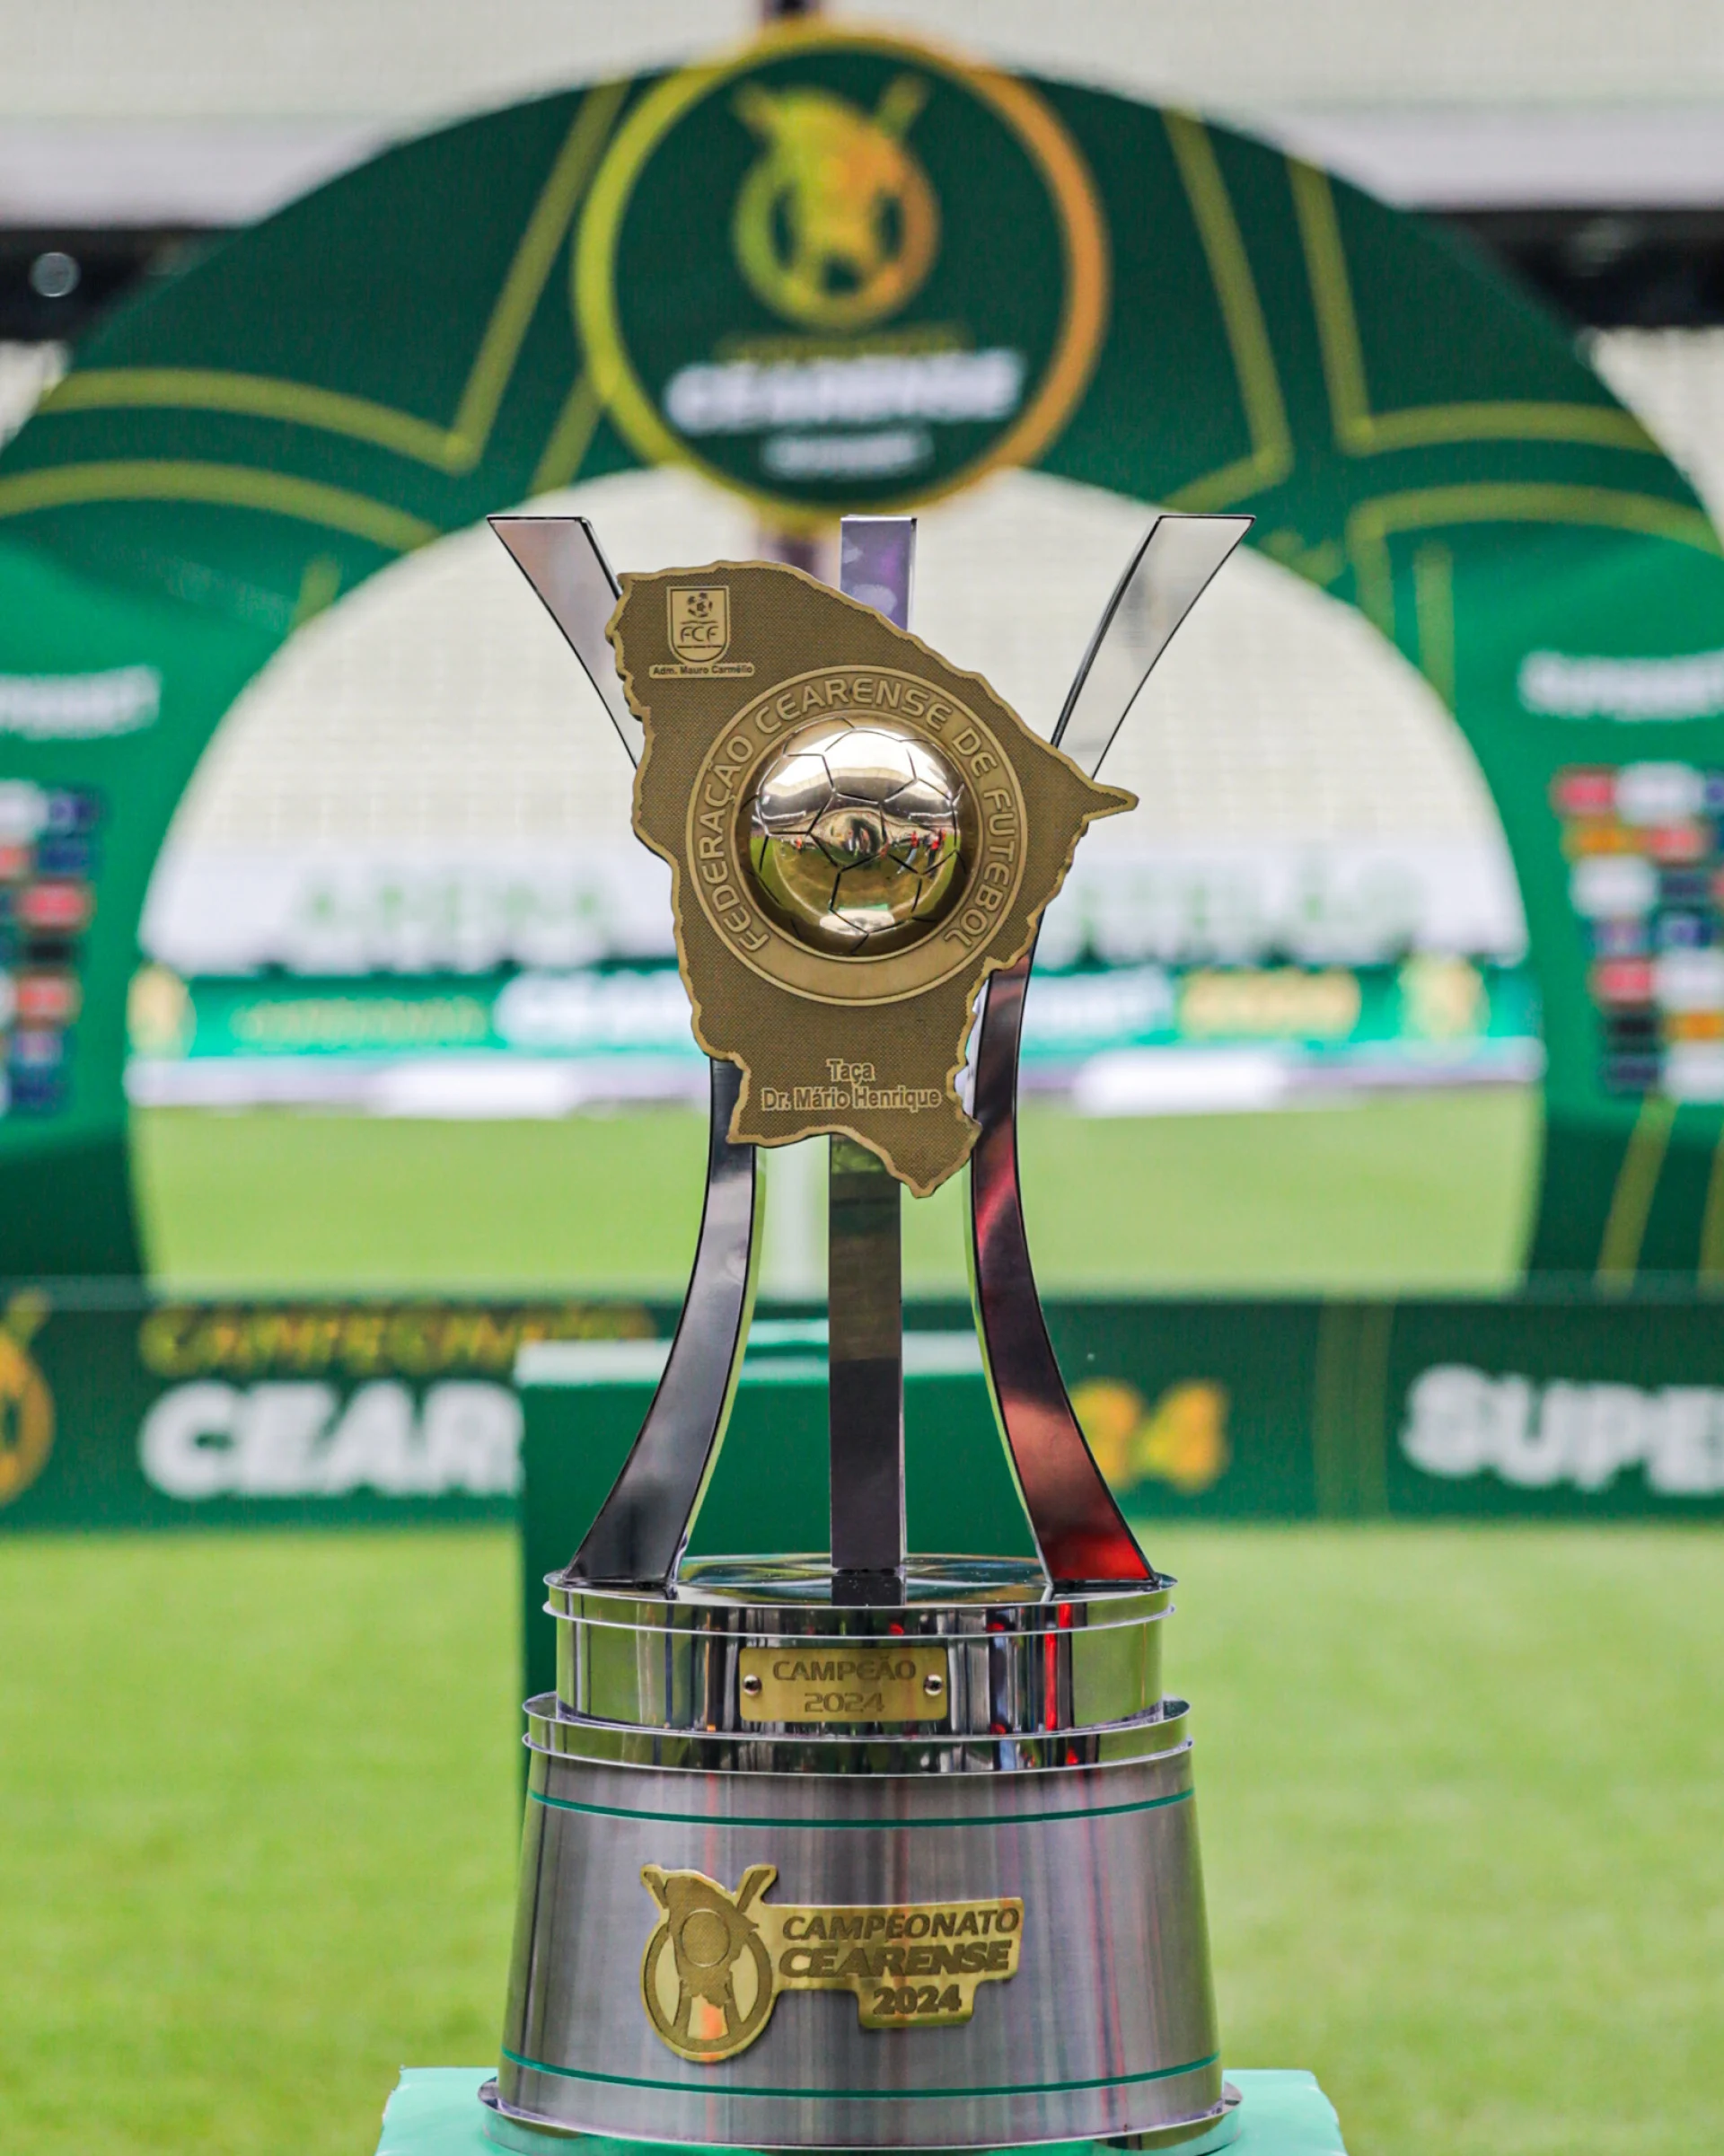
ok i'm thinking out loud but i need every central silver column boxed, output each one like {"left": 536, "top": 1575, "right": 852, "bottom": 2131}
{"left": 828, "top": 1133, "right": 906, "bottom": 1589}
{"left": 827, "top": 515, "right": 917, "bottom": 1602}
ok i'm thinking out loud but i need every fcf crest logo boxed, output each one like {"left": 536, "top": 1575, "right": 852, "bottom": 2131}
{"left": 668, "top": 586, "right": 731, "bottom": 668}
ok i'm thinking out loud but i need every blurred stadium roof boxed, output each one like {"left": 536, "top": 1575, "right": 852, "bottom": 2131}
{"left": 3, "top": 1, "right": 1724, "bottom": 224}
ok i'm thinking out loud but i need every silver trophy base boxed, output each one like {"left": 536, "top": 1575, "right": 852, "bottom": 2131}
{"left": 477, "top": 2078, "right": 1245, "bottom": 2154}
{"left": 486, "top": 1560, "right": 1229, "bottom": 2153}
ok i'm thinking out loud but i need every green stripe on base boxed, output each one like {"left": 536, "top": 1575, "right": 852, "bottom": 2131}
{"left": 501, "top": 2046, "right": 1222, "bottom": 2101}
{"left": 529, "top": 1787, "right": 1194, "bottom": 1830}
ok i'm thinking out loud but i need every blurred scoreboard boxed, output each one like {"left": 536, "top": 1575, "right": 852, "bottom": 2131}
{"left": 1556, "top": 761, "right": 1724, "bottom": 1100}
{"left": 0, "top": 781, "right": 100, "bottom": 1120}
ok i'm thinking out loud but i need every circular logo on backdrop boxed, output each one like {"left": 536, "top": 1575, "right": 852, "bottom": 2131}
{"left": 0, "top": 1293, "right": 53, "bottom": 1511}
{"left": 575, "top": 27, "right": 1109, "bottom": 525}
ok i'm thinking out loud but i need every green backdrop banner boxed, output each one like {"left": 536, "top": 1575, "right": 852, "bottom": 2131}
{"left": 515, "top": 1290, "right": 1724, "bottom": 1696}
{"left": 0, "top": 1289, "right": 658, "bottom": 1530}
{"left": 3, "top": 23, "right": 1723, "bottom": 1277}
{"left": 6, "top": 1288, "right": 1719, "bottom": 1547}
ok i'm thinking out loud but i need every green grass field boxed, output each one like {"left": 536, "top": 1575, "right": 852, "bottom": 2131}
{"left": 132, "top": 1088, "right": 1539, "bottom": 1295}
{"left": 20, "top": 1090, "right": 1710, "bottom": 2156}
{"left": 2, "top": 1524, "right": 1717, "bottom": 2156}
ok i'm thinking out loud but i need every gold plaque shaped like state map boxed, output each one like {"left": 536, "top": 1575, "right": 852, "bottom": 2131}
{"left": 612, "top": 562, "right": 1132, "bottom": 1193}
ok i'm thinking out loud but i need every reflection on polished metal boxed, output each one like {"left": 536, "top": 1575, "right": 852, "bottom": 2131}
{"left": 968, "top": 514, "right": 1253, "bottom": 1588}
{"left": 550, "top": 1558, "right": 1171, "bottom": 1738}
{"left": 490, "top": 515, "right": 640, "bottom": 761}
{"left": 1052, "top": 514, "right": 1253, "bottom": 778}
{"left": 745, "top": 717, "right": 969, "bottom": 955}
{"left": 488, "top": 513, "right": 761, "bottom": 1588}
{"left": 828, "top": 518, "right": 915, "bottom": 1606}
{"left": 827, "top": 1132, "right": 905, "bottom": 1596}
{"left": 481, "top": 507, "right": 1251, "bottom": 2156}
{"left": 570, "top": 1057, "right": 760, "bottom": 1586}
{"left": 1109, "top": 2081, "right": 1245, "bottom": 2155}
{"left": 971, "top": 949, "right": 1149, "bottom": 1586}
{"left": 839, "top": 510, "right": 916, "bottom": 629}
{"left": 483, "top": 1561, "right": 1236, "bottom": 2154}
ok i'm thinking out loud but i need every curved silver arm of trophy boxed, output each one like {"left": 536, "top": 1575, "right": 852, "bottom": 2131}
{"left": 488, "top": 514, "right": 761, "bottom": 1588}
{"left": 489, "top": 515, "right": 642, "bottom": 762}
{"left": 1051, "top": 513, "right": 1255, "bottom": 769}
{"left": 571, "top": 1057, "right": 761, "bottom": 1586}
{"left": 969, "top": 513, "right": 1252, "bottom": 1588}
{"left": 829, "top": 515, "right": 917, "bottom": 1604}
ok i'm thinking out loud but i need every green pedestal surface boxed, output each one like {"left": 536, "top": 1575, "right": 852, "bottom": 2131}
{"left": 372, "top": 2070, "right": 1347, "bottom": 2155}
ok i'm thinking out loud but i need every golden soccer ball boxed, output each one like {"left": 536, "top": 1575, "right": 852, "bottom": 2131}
{"left": 744, "top": 717, "right": 967, "bottom": 954}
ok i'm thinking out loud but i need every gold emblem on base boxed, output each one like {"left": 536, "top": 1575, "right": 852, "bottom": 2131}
{"left": 611, "top": 560, "right": 1131, "bottom": 1192}
{"left": 641, "top": 1864, "right": 778, "bottom": 2062}
{"left": 640, "top": 1864, "right": 1024, "bottom": 2064}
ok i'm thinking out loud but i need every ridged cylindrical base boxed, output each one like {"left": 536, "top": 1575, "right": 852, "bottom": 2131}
{"left": 486, "top": 1560, "right": 1230, "bottom": 2152}
{"left": 489, "top": 1736, "right": 1222, "bottom": 2150}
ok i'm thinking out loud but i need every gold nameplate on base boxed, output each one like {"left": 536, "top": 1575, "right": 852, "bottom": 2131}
{"left": 640, "top": 1865, "right": 1024, "bottom": 2062}
{"left": 736, "top": 1643, "right": 947, "bottom": 1722}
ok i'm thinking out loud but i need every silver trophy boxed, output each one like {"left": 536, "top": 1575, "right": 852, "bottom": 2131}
{"left": 479, "top": 508, "right": 1248, "bottom": 2153}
